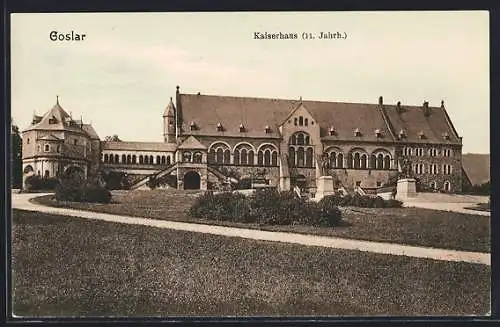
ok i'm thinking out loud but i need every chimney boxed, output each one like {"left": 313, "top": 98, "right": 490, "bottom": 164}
{"left": 441, "top": 100, "right": 445, "bottom": 108}
{"left": 378, "top": 96, "right": 383, "bottom": 105}
{"left": 422, "top": 101, "right": 430, "bottom": 117}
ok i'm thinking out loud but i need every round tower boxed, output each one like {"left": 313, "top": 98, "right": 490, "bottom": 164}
{"left": 163, "top": 97, "right": 176, "bottom": 143}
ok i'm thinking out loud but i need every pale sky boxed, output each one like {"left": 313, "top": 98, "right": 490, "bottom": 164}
{"left": 11, "top": 11, "right": 489, "bottom": 153}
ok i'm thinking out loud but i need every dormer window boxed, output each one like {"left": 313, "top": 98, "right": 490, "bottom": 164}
{"left": 48, "top": 115, "right": 58, "bottom": 124}
{"left": 354, "top": 128, "right": 362, "bottom": 137}
{"left": 216, "top": 122, "right": 223, "bottom": 132}
{"left": 418, "top": 130, "right": 426, "bottom": 139}
{"left": 189, "top": 121, "right": 197, "bottom": 131}
{"left": 374, "top": 129, "right": 382, "bottom": 138}
{"left": 443, "top": 132, "right": 450, "bottom": 140}
{"left": 399, "top": 129, "right": 406, "bottom": 139}
{"left": 329, "top": 126, "right": 336, "bottom": 136}
{"left": 264, "top": 125, "right": 271, "bottom": 134}
{"left": 239, "top": 123, "right": 245, "bottom": 133}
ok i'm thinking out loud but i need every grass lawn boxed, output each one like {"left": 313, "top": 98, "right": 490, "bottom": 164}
{"left": 32, "top": 190, "right": 491, "bottom": 253}
{"left": 12, "top": 209, "right": 490, "bottom": 317}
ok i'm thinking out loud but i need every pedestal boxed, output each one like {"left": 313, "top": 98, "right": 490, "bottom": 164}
{"left": 314, "top": 176, "right": 335, "bottom": 201}
{"left": 395, "top": 178, "right": 417, "bottom": 200}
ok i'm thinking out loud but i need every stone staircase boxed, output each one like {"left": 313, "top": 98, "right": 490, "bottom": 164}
{"left": 129, "top": 162, "right": 177, "bottom": 190}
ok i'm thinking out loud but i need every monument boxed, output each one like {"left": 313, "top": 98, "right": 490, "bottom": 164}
{"left": 314, "top": 153, "right": 335, "bottom": 201}
{"left": 395, "top": 157, "right": 417, "bottom": 200}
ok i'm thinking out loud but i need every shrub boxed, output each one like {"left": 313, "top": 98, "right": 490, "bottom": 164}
{"left": 24, "top": 175, "right": 59, "bottom": 191}
{"left": 81, "top": 183, "right": 112, "bottom": 203}
{"left": 385, "top": 199, "right": 403, "bottom": 208}
{"left": 373, "top": 196, "right": 386, "bottom": 208}
{"left": 188, "top": 188, "right": 343, "bottom": 227}
{"left": 316, "top": 196, "right": 342, "bottom": 227}
{"left": 55, "top": 176, "right": 83, "bottom": 202}
{"left": 189, "top": 192, "right": 252, "bottom": 222}
{"left": 235, "top": 178, "right": 252, "bottom": 190}
{"left": 55, "top": 176, "right": 112, "bottom": 204}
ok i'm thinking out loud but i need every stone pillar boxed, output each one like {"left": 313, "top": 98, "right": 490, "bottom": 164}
{"left": 279, "top": 176, "right": 290, "bottom": 191}
{"left": 395, "top": 178, "right": 417, "bottom": 200}
{"left": 314, "top": 175, "right": 335, "bottom": 201}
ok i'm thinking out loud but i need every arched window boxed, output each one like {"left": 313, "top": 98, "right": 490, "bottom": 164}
{"left": 44, "top": 170, "right": 50, "bottom": 178}
{"left": 299, "top": 116, "right": 304, "bottom": 126}
{"left": 272, "top": 151, "right": 278, "bottom": 166}
{"left": 329, "top": 152, "right": 337, "bottom": 168}
{"left": 305, "top": 118, "right": 308, "bottom": 126}
{"left": 297, "top": 133, "right": 304, "bottom": 145}
{"left": 354, "top": 153, "right": 360, "bottom": 169}
{"left": 44, "top": 144, "right": 50, "bottom": 152}
{"left": 127, "top": 155, "right": 131, "bottom": 164}
{"left": 377, "top": 154, "right": 383, "bottom": 169}
{"left": 132, "top": 155, "right": 136, "bottom": 164}
{"left": 370, "top": 155, "right": 377, "bottom": 169}
{"left": 223, "top": 149, "right": 230, "bottom": 164}
{"left": 156, "top": 155, "right": 161, "bottom": 164}
{"left": 337, "top": 153, "right": 344, "bottom": 168}
{"left": 183, "top": 152, "right": 192, "bottom": 162}
{"left": 294, "top": 117, "right": 298, "bottom": 126}
{"left": 104, "top": 154, "right": 109, "bottom": 162}
{"left": 361, "top": 154, "right": 367, "bottom": 169}
{"left": 241, "top": 149, "right": 248, "bottom": 165}
{"left": 115, "top": 154, "right": 119, "bottom": 163}
{"left": 291, "top": 134, "right": 297, "bottom": 145}
{"left": 305, "top": 148, "right": 313, "bottom": 167}
{"left": 430, "top": 181, "right": 437, "bottom": 190}
{"left": 166, "top": 156, "right": 171, "bottom": 165}
{"left": 248, "top": 150, "right": 254, "bottom": 165}
{"left": 264, "top": 149, "right": 271, "bottom": 166}
{"left": 297, "top": 147, "right": 304, "bottom": 167}
{"left": 258, "top": 151, "right": 264, "bottom": 165}
{"left": 233, "top": 149, "right": 240, "bottom": 165}
{"left": 139, "top": 155, "right": 144, "bottom": 164}
{"left": 122, "top": 154, "right": 126, "bottom": 163}
{"left": 384, "top": 155, "right": 391, "bottom": 170}
{"left": 109, "top": 154, "right": 114, "bottom": 163}
{"left": 150, "top": 155, "right": 154, "bottom": 164}
{"left": 161, "top": 156, "right": 166, "bottom": 164}
{"left": 216, "top": 148, "right": 223, "bottom": 164}
{"left": 193, "top": 152, "right": 202, "bottom": 163}
{"left": 443, "top": 181, "right": 451, "bottom": 192}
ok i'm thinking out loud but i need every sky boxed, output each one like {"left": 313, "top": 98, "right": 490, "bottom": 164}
{"left": 10, "top": 11, "right": 489, "bottom": 153}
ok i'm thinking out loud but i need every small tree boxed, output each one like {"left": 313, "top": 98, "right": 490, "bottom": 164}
{"left": 11, "top": 121, "right": 23, "bottom": 188}
{"left": 104, "top": 135, "right": 122, "bottom": 142}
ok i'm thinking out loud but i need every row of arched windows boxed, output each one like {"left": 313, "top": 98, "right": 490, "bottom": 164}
{"left": 325, "top": 149, "right": 392, "bottom": 170}
{"left": 208, "top": 143, "right": 279, "bottom": 166}
{"left": 182, "top": 151, "right": 203, "bottom": 163}
{"left": 102, "top": 153, "right": 172, "bottom": 165}
{"left": 430, "top": 181, "right": 451, "bottom": 191}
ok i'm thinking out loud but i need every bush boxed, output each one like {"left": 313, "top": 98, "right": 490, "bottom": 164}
{"left": 55, "top": 176, "right": 111, "bottom": 204}
{"left": 316, "top": 196, "right": 342, "bottom": 227}
{"left": 82, "top": 183, "right": 112, "bottom": 203}
{"left": 188, "top": 188, "right": 343, "bottom": 227}
{"left": 24, "top": 175, "right": 59, "bottom": 191}
{"left": 373, "top": 196, "right": 386, "bottom": 208}
{"left": 385, "top": 199, "right": 403, "bottom": 208}
{"left": 235, "top": 178, "right": 252, "bottom": 190}
{"left": 188, "top": 192, "right": 252, "bottom": 222}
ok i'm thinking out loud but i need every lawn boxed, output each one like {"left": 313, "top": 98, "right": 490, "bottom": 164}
{"left": 32, "top": 190, "right": 491, "bottom": 253}
{"left": 12, "top": 209, "right": 490, "bottom": 317}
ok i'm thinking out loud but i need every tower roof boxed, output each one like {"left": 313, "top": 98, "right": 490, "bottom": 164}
{"left": 163, "top": 97, "right": 176, "bottom": 117}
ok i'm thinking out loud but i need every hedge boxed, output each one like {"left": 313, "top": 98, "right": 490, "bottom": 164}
{"left": 55, "top": 176, "right": 111, "bottom": 204}
{"left": 188, "top": 188, "right": 343, "bottom": 227}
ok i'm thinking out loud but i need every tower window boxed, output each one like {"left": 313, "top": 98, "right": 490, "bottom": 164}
{"left": 216, "top": 122, "right": 223, "bottom": 131}
{"left": 27, "top": 138, "right": 30, "bottom": 144}
{"left": 44, "top": 144, "right": 50, "bottom": 152}
{"left": 74, "top": 139, "right": 78, "bottom": 145}
{"left": 190, "top": 121, "right": 197, "bottom": 131}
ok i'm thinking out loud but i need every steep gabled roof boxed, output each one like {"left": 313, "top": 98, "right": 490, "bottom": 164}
{"left": 383, "top": 103, "right": 461, "bottom": 145}
{"left": 177, "top": 135, "right": 206, "bottom": 150}
{"left": 179, "top": 93, "right": 397, "bottom": 142}
{"left": 81, "top": 124, "right": 100, "bottom": 140}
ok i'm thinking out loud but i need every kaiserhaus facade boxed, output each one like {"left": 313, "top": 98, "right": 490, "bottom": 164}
{"left": 22, "top": 86, "right": 464, "bottom": 193}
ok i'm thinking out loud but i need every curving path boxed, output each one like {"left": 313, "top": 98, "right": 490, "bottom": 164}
{"left": 12, "top": 192, "right": 490, "bottom": 266}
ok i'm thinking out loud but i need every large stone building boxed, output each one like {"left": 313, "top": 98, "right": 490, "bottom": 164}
{"left": 22, "top": 87, "right": 464, "bottom": 193}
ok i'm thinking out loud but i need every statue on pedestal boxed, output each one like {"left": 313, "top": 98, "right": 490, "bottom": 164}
{"left": 320, "top": 152, "right": 330, "bottom": 176}
{"left": 399, "top": 158, "right": 412, "bottom": 179}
